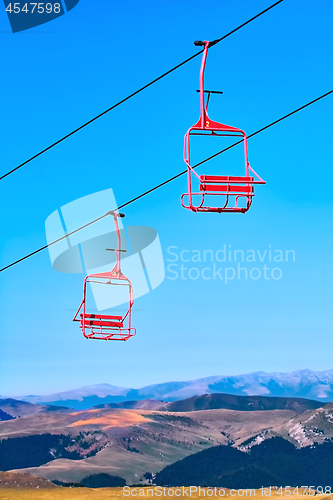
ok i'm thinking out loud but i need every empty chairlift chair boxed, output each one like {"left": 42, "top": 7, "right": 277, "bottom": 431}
{"left": 73, "top": 211, "right": 136, "bottom": 341}
{"left": 181, "top": 40, "right": 265, "bottom": 213}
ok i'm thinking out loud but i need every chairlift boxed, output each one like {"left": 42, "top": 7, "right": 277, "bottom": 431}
{"left": 73, "top": 211, "right": 135, "bottom": 341}
{"left": 181, "top": 40, "right": 265, "bottom": 213}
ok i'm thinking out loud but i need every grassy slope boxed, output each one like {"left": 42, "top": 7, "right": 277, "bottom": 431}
{"left": 6, "top": 409, "right": 295, "bottom": 484}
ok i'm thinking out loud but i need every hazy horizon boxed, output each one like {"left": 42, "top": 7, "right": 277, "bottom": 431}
{"left": 3, "top": 367, "right": 333, "bottom": 398}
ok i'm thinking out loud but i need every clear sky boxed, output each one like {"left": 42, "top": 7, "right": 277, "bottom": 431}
{"left": 0, "top": 0, "right": 332, "bottom": 396}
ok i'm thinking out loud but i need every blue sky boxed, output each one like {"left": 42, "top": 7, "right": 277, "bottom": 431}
{"left": 0, "top": 0, "right": 332, "bottom": 396}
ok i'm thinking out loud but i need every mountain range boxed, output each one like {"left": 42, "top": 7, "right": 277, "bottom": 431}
{"left": 5, "top": 369, "right": 333, "bottom": 409}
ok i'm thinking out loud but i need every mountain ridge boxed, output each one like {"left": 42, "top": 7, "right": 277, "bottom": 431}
{"left": 93, "top": 393, "right": 323, "bottom": 414}
{"left": 3, "top": 369, "right": 333, "bottom": 409}
{"left": 0, "top": 393, "right": 322, "bottom": 421}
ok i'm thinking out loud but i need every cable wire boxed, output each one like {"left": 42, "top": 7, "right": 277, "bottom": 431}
{"left": 1, "top": 89, "right": 331, "bottom": 274}
{"left": 0, "top": 0, "right": 283, "bottom": 181}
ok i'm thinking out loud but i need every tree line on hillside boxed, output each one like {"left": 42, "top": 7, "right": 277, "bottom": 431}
{"left": 155, "top": 437, "right": 333, "bottom": 488}
{"left": 53, "top": 473, "right": 126, "bottom": 488}
{"left": 0, "top": 434, "right": 82, "bottom": 470}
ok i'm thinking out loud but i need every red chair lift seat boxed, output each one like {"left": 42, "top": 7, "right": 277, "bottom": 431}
{"left": 80, "top": 313, "right": 124, "bottom": 328}
{"left": 198, "top": 175, "right": 255, "bottom": 213}
{"left": 181, "top": 40, "right": 265, "bottom": 213}
{"left": 73, "top": 212, "right": 136, "bottom": 341}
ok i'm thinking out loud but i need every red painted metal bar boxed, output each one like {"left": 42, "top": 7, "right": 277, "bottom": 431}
{"left": 199, "top": 43, "right": 209, "bottom": 128}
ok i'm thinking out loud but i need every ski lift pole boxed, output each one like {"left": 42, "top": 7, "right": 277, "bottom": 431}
{"left": 106, "top": 211, "right": 126, "bottom": 276}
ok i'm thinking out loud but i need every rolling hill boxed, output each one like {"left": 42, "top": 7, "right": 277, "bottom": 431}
{"left": 0, "top": 394, "right": 332, "bottom": 486}
{"left": 239, "top": 402, "right": 333, "bottom": 450}
{"left": 162, "top": 393, "right": 322, "bottom": 413}
{"left": 0, "top": 401, "right": 299, "bottom": 484}
{"left": 0, "top": 399, "right": 71, "bottom": 419}
{"left": 94, "top": 393, "right": 322, "bottom": 414}
{"left": 0, "top": 471, "right": 58, "bottom": 489}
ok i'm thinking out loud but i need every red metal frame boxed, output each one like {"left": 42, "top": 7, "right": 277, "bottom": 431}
{"left": 73, "top": 212, "right": 136, "bottom": 341}
{"left": 181, "top": 41, "right": 265, "bottom": 213}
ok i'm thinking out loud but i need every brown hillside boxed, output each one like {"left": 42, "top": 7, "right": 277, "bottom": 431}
{"left": 0, "top": 471, "right": 58, "bottom": 489}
